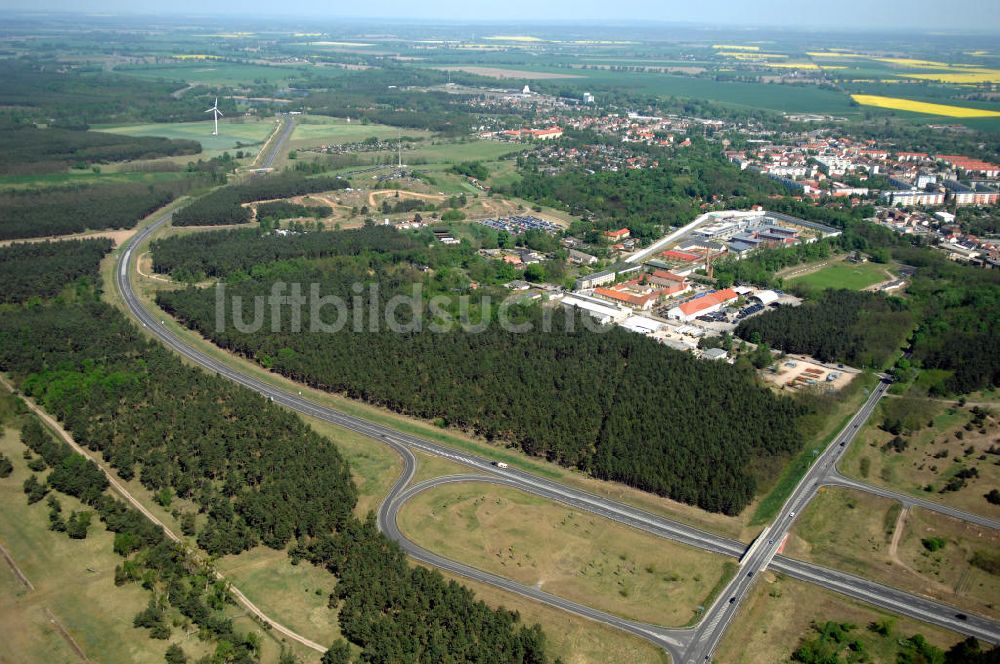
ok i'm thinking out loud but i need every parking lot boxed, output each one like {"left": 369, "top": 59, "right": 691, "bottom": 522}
{"left": 479, "top": 215, "right": 561, "bottom": 235}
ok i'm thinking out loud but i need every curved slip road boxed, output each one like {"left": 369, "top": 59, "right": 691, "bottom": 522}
{"left": 824, "top": 472, "right": 1000, "bottom": 531}
{"left": 380, "top": 473, "right": 695, "bottom": 658}
{"left": 115, "top": 126, "right": 1000, "bottom": 659}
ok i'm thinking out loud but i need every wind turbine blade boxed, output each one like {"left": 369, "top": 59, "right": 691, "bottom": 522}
{"left": 206, "top": 107, "right": 215, "bottom": 113}
{"left": 216, "top": 109, "right": 223, "bottom": 117}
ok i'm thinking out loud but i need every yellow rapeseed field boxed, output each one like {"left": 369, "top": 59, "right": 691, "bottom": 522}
{"left": 765, "top": 62, "right": 847, "bottom": 70}
{"left": 850, "top": 94, "right": 1000, "bottom": 118}
{"left": 718, "top": 51, "right": 787, "bottom": 60}
{"left": 903, "top": 70, "right": 1000, "bottom": 84}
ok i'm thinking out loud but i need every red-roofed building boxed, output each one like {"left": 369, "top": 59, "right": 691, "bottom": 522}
{"left": 937, "top": 155, "right": 1000, "bottom": 177}
{"left": 604, "top": 228, "right": 631, "bottom": 241}
{"left": 648, "top": 269, "right": 687, "bottom": 286}
{"left": 667, "top": 288, "right": 739, "bottom": 321}
{"left": 593, "top": 286, "right": 663, "bottom": 311}
{"left": 660, "top": 249, "right": 700, "bottom": 263}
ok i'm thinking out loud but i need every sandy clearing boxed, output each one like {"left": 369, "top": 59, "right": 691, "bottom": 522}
{"left": 435, "top": 66, "right": 582, "bottom": 80}
{"left": 367, "top": 189, "right": 447, "bottom": 208}
{"left": 0, "top": 228, "right": 137, "bottom": 248}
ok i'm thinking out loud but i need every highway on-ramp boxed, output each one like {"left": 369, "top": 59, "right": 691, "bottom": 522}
{"left": 114, "top": 120, "right": 1000, "bottom": 659}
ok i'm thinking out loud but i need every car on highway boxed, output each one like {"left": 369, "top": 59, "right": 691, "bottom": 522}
{"left": 956, "top": 613, "right": 968, "bottom": 621}
{"left": 492, "top": 461, "right": 509, "bottom": 469}
{"left": 788, "top": 511, "right": 796, "bottom": 518}
{"left": 728, "top": 596, "right": 736, "bottom": 604}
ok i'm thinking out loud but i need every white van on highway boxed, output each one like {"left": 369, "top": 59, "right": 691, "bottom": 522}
{"left": 493, "top": 461, "right": 509, "bottom": 470}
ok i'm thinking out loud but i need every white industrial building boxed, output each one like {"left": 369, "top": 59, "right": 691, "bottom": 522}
{"left": 560, "top": 295, "right": 631, "bottom": 325}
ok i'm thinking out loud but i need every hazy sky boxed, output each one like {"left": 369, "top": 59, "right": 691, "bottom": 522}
{"left": 3, "top": 0, "right": 1000, "bottom": 31}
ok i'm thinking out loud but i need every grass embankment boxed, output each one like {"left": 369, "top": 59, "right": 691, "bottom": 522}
{"left": 398, "top": 481, "right": 735, "bottom": 627}
{"left": 0, "top": 424, "right": 212, "bottom": 663}
{"left": 751, "top": 372, "right": 878, "bottom": 526}
{"left": 715, "top": 572, "right": 964, "bottom": 664}
{"left": 434, "top": 567, "right": 671, "bottom": 664}
{"left": 786, "top": 486, "right": 1000, "bottom": 620}
{"left": 3, "top": 385, "right": 331, "bottom": 662}
{"left": 840, "top": 397, "right": 1000, "bottom": 518}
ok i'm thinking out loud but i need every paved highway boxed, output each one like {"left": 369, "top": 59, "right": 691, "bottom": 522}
{"left": 114, "top": 120, "right": 999, "bottom": 659}
{"left": 379, "top": 473, "right": 692, "bottom": 660}
{"left": 681, "top": 379, "right": 893, "bottom": 662}
{"left": 824, "top": 472, "right": 1000, "bottom": 531}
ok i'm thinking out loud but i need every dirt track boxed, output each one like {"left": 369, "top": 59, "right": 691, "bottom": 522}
{"left": 367, "top": 189, "right": 446, "bottom": 208}
{"left": 0, "top": 376, "right": 327, "bottom": 655}
{"left": 0, "top": 229, "right": 137, "bottom": 248}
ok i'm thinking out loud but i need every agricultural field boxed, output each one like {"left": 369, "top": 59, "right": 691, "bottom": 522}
{"left": 288, "top": 116, "right": 433, "bottom": 151}
{"left": 840, "top": 398, "right": 1000, "bottom": 518}
{"left": 96, "top": 118, "right": 277, "bottom": 157}
{"left": 114, "top": 61, "right": 311, "bottom": 86}
{"left": 397, "top": 481, "right": 736, "bottom": 627}
{"left": 784, "top": 487, "right": 1000, "bottom": 620}
{"left": 402, "top": 140, "right": 529, "bottom": 165}
{"left": 436, "top": 65, "right": 584, "bottom": 79}
{"left": 0, "top": 169, "right": 192, "bottom": 192}
{"left": 851, "top": 94, "right": 1000, "bottom": 119}
{"left": 785, "top": 259, "right": 894, "bottom": 292}
{"left": 715, "top": 572, "right": 965, "bottom": 664}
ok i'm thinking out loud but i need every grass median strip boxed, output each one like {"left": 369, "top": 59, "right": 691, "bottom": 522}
{"left": 398, "top": 481, "right": 735, "bottom": 627}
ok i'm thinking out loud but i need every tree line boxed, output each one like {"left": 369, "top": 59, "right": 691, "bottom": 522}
{"left": 0, "top": 238, "right": 113, "bottom": 303}
{"left": 0, "top": 59, "right": 239, "bottom": 127}
{"left": 0, "top": 178, "right": 199, "bottom": 240}
{"left": 158, "top": 255, "right": 806, "bottom": 515}
{"left": 0, "top": 298, "right": 549, "bottom": 662}
{"left": 151, "top": 225, "right": 420, "bottom": 280}
{"left": 0, "top": 125, "right": 200, "bottom": 175}
{"left": 172, "top": 174, "right": 349, "bottom": 227}
{"left": 735, "top": 289, "right": 913, "bottom": 368}
{"left": 894, "top": 246, "right": 1000, "bottom": 395}
{"left": 12, "top": 412, "right": 265, "bottom": 662}
{"left": 256, "top": 200, "right": 332, "bottom": 221}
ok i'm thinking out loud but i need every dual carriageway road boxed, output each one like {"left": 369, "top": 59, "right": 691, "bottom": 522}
{"left": 114, "top": 117, "right": 999, "bottom": 661}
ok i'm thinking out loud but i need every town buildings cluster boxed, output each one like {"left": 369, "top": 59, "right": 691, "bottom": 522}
{"left": 725, "top": 137, "right": 1000, "bottom": 207}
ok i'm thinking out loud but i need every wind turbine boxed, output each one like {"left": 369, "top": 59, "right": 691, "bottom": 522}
{"left": 205, "top": 97, "right": 223, "bottom": 136}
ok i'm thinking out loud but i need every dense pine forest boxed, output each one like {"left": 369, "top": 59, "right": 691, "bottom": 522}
{"left": 171, "top": 173, "right": 349, "bottom": 227}
{"left": 14, "top": 413, "right": 263, "bottom": 662}
{"left": 158, "top": 255, "right": 805, "bottom": 514}
{"left": 0, "top": 238, "right": 112, "bottom": 303}
{"left": 0, "top": 179, "right": 199, "bottom": 240}
{"left": 151, "top": 225, "right": 420, "bottom": 280}
{"left": 0, "top": 302, "right": 358, "bottom": 554}
{"left": 896, "top": 247, "right": 1000, "bottom": 394}
{"left": 0, "top": 125, "right": 200, "bottom": 175}
{"left": 0, "top": 253, "right": 549, "bottom": 662}
{"left": 0, "top": 59, "right": 234, "bottom": 126}
{"left": 724, "top": 225, "right": 999, "bottom": 393}
{"left": 256, "top": 200, "right": 332, "bottom": 221}
{"left": 735, "top": 290, "right": 913, "bottom": 368}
